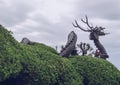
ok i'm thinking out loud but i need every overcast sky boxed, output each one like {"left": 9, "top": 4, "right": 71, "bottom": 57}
{"left": 0, "top": 0, "right": 120, "bottom": 70}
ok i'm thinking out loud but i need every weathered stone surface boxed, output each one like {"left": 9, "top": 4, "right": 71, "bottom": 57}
{"left": 60, "top": 31, "right": 77, "bottom": 57}
{"left": 21, "top": 37, "right": 33, "bottom": 45}
{"left": 73, "top": 16, "right": 109, "bottom": 59}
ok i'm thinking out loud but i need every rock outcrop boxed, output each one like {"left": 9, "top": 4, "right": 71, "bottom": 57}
{"left": 21, "top": 37, "right": 33, "bottom": 45}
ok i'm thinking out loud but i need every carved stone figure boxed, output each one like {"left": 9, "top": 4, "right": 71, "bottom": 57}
{"left": 21, "top": 37, "right": 33, "bottom": 45}
{"left": 60, "top": 31, "right": 77, "bottom": 57}
{"left": 73, "top": 16, "right": 109, "bottom": 59}
{"left": 71, "top": 48, "right": 78, "bottom": 56}
{"left": 77, "top": 42, "right": 90, "bottom": 56}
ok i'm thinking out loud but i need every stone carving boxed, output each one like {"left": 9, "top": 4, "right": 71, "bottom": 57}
{"left": 60, "top": 31, "right": 77, "bottom": 57}
{"left": 77, "top": 42, "right": 90, "bottom": 56}
{"left": 73, "top": 16, "right": 109, "bottom": 59}
{"left": 21, "top": 37, "right": 33, "bottom": 45}
{"left": 71, "top": 47, "right": 78, "bottom": 56}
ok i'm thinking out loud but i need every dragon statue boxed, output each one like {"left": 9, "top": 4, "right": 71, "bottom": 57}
{"left": 60, "top": 31, "right": 77, "bottom": 57}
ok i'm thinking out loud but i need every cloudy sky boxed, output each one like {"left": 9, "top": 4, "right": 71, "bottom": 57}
{"left": 0, "top": 0, "right": 120, "bottom": 69}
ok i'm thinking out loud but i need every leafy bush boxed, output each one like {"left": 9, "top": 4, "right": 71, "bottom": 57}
{"left": 19, "top": 45, "right": 82, "bottom": 85}
{"left": 0, "top": 25, "right": 23, "bottom": 82}
{"left": 69, "top": 56, "right": 120, "bottom": 85}
{"left": 0, "top": 25, "right": 120, "bottom": 85}
{"left": 0, "top": 26, "right": 83, "bottom": 85}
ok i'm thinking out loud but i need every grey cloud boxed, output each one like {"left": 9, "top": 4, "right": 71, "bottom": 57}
{"left": 76, "top": 0, "right": 120, "bottom": 20}
{"left": 0, "top": 0, "right": 35, "bottom": 26}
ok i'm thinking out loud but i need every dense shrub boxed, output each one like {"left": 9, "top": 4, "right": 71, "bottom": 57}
{"left": 0, "top": 25, "right": 23, "bottom": 82}
{"left": 0, "top": 25, "right": 120, "bottom": 85}
{"left": 19, "top": 45, "right": 82, "bottom": 85}
{"left": 0, "top": 26, "right": 83, "bottom": 85}
{"left": 69, "top": 56, "right": 120, "bottom": 85}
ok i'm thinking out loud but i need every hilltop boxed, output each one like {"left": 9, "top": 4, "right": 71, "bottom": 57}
{"left": 0, "top": 26, "right": 120, "bottom": 85}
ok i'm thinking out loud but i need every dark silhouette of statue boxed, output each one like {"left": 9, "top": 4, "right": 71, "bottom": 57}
{"left": 71, "top": 47, "right": 78, "bottom": 56}
{"left": 77, "top": 42, "right": 90, "bottom": 56}
{"left": 60, "top": 31, "right": 77, "bottom": 57}
{"left": 73, "top": 16, "right": 109, "bottom": 59}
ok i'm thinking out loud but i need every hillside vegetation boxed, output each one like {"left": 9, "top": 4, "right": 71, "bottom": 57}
{"left": 0, "top": 25, "right": 120, "bottom": 85}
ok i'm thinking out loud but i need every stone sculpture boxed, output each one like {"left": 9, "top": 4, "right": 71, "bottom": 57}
{"left": 21, "top": 37, "right": 33, "bottom": 45}
{"left": 77, "top": 42, "right": 90, "bottom": 56}
{"left": 60, "top": 31, "right": 77, "bottom": 57}
{"left": 73, "top": 16, "right": 109, "bottom": 59}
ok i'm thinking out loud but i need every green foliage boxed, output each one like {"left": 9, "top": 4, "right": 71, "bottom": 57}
{"left": 19, "top": 45, "right": 82, "bottom": 85}
{"left": 70, "top": 56, "right": 120, "bottom": 85}
{"left": 0, "top": 25, "right": 22, "bottom": 81}
{"left": 0, "top": 26, "right": 120, "bottom": 85}
{"left": 0, "top": 26, "right": 83, "bottom": 85}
